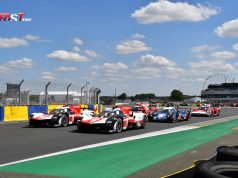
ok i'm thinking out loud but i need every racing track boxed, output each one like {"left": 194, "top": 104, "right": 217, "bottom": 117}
{"left": 0, "top": 108, "right": 237, "bottom": 165}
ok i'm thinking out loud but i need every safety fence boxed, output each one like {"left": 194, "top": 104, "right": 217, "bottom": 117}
{"left": 0, "top": 104, "right": 103, "bottom": 122}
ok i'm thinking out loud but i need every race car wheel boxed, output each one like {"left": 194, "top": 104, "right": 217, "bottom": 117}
{"left": 185, "top": 112, "right": 190, "bottom": 121}
{"left": 216, "top": 146, "right": 238, "bottom": 161}
{"left": 141, "top": 116, "right": 146, "bottom": 129}
{"left": 61, "top": 115, "right": 68, "bottom": 127}
{"left": 195, "top": 161, "right": 238, "bottom": 178}
{"left": 115, "top": 118, "right": 123, "bottom": 133}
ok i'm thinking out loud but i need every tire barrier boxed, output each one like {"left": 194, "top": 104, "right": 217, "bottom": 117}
{"left": 216, "top": 146, "right": 238, "bottom": 162}
{"left": 195, "top": 161, "right": 238, "bottom": 178}
{"left": 164, "top": 145, "right": 238, "bottom": 178}
{"left": 0, "top": 106, "right": 4, "bottom": 122}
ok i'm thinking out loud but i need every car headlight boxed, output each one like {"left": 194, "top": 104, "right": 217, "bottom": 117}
{"left": 106, "top": 120, "right": 112, "bottom": 123}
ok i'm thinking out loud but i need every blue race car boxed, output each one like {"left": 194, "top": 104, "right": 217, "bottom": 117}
{"left": 149, "top": 107, "right": 190, "bottom": 123}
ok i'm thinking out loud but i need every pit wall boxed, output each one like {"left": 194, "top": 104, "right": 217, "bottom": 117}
{"left": 0, "top": 104, "right": 103, "bottom": 122}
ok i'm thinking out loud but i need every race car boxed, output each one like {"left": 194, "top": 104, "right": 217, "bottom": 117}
{"left": 29, "top": 105, "right": 81, "bottom": 127}
{"left": 191, "top": 105, "right": 220, "bottom": 117}
{"left": 77, "top": 107, "right": 146, "bottom": 133}
{"left": 127, "top": 106, "right": 147, "bottom": 128}
{"left": 148, "top": 107, "right": 190, "bottom": 122}
{"left": 78, "top": 110, "right": 95, "bottom": 120}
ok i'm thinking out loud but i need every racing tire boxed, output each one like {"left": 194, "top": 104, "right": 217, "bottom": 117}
{"left": 185, "top": 112, "right": 190, "bottom": 121}
{"left": 115, "top": 118, "right": 123, "bottom": 133}
{"left": 216, "top": 146, "right": 238, "bottom": 161}
{"left": 61, "top": 115, "right": 68, "bottom": 127}
{"left": 141, "top": 116, "right": 147, "bottom": 129}
{"left": 77, "top": 125, "right": 85, "bottom": 133}
{"left": 195, "top": 161, "right": 238, "bottom": 178}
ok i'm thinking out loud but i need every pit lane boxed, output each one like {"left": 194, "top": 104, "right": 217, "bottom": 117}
{"left": 0, "top": 108, "right": 237, "bottom": 165}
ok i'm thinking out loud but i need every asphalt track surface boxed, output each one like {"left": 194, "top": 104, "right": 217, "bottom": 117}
{"left": 0, "top": 108, "right": 238, "bottom": 165}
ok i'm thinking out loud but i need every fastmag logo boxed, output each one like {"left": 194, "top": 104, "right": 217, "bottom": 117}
{"left": 0, "top": 12, "right": 32, "bottom": 22}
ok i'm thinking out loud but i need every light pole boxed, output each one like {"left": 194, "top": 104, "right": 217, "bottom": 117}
{"left": 45, "top": 82, "right": 51, "bottom": 105}
{"left": 80, "top": 84, "right": 86, "bottom": 104}
{"left": 66, "top": 83, "right": 72, "bottom": 105}
{"left": 18, "top": 79, "right": 24, "bottom": 105}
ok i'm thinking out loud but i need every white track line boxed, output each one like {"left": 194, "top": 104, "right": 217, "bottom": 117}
{"left": 0, "top": 115, "right": 237, "bottom": 167}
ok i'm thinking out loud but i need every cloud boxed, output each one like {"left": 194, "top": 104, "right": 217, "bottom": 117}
{"left": 215, "top": 19, "right": 238, "bottom": 38}
{"left": 116, "top": 40, "right": 151, "bottom": 54}
{"left": 137, "top": 54, "right": 176, "bottom": 67}
{"left": 189, "top": 59, "right": 234, "bottom": 73}
{"left": 210, "top": 51, "right": 236, "bottom": 60}
{"left": 191, "top": 45, "right": 209, "bottom": 53}
{"left": 74, "top": 37, "right": 83, "bottom": 45}
{"left": 132, "top": 0, "right": 219, "bottom": 24}
{"left": 131, "top": 33, "right": 145, "bottom": 39}
{"left": 24, "top": 34, "right": 40, "bottom": 41}
{"left": 103, "top": 62, "right": 128, "bottom": 73}
{"left": 0, "top": 37, "right": 28, "bottom": 48}
{"left": 134, "top": 54, "right": 183, "bottom": 79}
{"left": 8, "top": 58, "right": 33, "bottom": 68}
{"left": 90, "top": 65, "right": 100, "bottom": 69}
{"left": 72, "top": 46, "right": 80, "bottom": 52}
{"left": 46, "top": 50, "right": 89, "bottom": 62}
{"left": 41, "top": 72, "right": 56, "bottom": 80}
{"left": 85, "top": 49, "right": 99, "bottom": 58}
{"left": 133, "top": 67, "right": 161, "bottom": 79}
{"left": 0, "top": 65, "right": 15, "bottom": 74}
{"left": 191, "top": 44, "right": 221, "bottom": 53}
{"left": 233, "top": 43, "right": 238, "bottom": 52}
{"left": 54, "top": 66, "right": 77, "bottom": 72}
{"left": 102, "top": 62, "right": 128, "bottom": 80}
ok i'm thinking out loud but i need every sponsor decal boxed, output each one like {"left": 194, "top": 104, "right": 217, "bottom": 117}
{"left": 0, "top": 12, "right": 32, "bottom": 22}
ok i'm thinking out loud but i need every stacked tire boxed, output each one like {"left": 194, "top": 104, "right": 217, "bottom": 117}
{"left": 194, "top": 146, "right": 238, "bottom": 178}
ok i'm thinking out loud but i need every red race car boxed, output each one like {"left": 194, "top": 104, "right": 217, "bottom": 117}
{"left": 29, "top": 105, "right": 81, "bottom": 127}
{"left": 191, "top": 104, "right": 220, "bottom": 117}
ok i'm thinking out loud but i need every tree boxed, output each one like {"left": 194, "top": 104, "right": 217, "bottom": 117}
{"left": 170, "top": 89, "right": 184, "bottom": 101}
{"left": 117, "top": 93, "right": 127, "bottom": 100}
{"left": 134, "top": 93, "right": 156, "bottom": 100}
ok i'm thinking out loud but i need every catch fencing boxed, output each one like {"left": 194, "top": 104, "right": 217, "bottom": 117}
{"left": 0, "top": 79, "right": 101, "bottom": 106}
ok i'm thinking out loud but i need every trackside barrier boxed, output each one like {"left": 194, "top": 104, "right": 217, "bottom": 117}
{"left": 47, "top": 104, "right": 64, "bottom": 113}
{"left": 94, "top": 104, "right": 98, "bottom": 114}
{"left": 163, "top": 145, "right": 238, "bottom": 178}
{"left": 81, "top": 104, "right": 88, "bottom": 111}
{"left": 4, "top": 106, "right": 28, "bottom": 122}
{"left": 0, "top": 106, "right": 4, "bottom": 122}
{"left": 88, "top": 104, "right": 94, "bottom": 111}
{"left": 1, "top": 104, "right": 103, "bottom": 122}
{"left": 28, "top": 106, "right": 48, "bottom": 118}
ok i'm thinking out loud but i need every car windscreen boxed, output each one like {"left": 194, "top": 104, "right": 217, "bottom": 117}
{"left": 50, "top": 109, "right": 64, "bottom": 115}
{"left": 160, "top": 109, "right": 170, "bottom": 113}
{"left": 200, "top": 107, "right": 208, "bottom": 110}
{"left": 131, "top": 107, "right": 144, "bottom": 112}
{"left": 99, "top": 111, "right": 114, "bottom": 118}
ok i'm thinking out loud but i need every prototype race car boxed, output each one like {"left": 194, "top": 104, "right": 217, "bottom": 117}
{"left": 77, "top": 107, "right": 146, "bottom": 133}
{"left": 191, "top": 105, "right": 220, "bottom": 117}
{"left": 148, "top": 107, "right": 190, "bottom": 122}
{"left": 127, "top": 106, "right": 147, "bottom": 128}
{"left": 29, "top": 105, "right": 81, "bottom": 127}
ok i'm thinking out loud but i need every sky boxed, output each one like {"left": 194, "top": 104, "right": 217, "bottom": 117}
{"left": 0, "top": 0, "right": 238, "bottom": 96}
